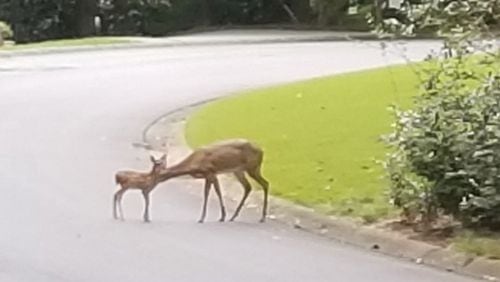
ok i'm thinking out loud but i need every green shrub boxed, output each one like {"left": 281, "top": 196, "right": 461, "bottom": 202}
{"left": 373, "top": 0, "right": 500, "bottom": 231}
{"left": 384, "top": 54, "right": 500, "bottom": 229}
{"left": 0, "top": 21, "right": 13, "bottom": 40}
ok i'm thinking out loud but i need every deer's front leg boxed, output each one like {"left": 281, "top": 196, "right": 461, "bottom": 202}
{"left": 198, "top": 178, "right": 212, "bottom": 223}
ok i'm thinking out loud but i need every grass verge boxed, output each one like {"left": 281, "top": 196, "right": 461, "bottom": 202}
{"left": 453, "top": 231, "right": 500, "bottom": 260}
{"left": 1, "top": 37, "right": 132, "bottom": 50}
{"left": 185, "top": 56, "right": 500, "bottom": 258}
{"left": 186, "top": 64, "right": 420, "bottom": 222}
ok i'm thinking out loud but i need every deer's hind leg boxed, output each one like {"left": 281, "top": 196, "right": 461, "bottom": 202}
{"left": 230, "top": 171, "right": 252, "bottom": 222}
{"left": 247, "top": 166, "right": 269, "bottom": 223}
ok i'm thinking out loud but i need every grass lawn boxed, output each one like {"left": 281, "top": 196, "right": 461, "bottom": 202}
{"left": 453, "top": 231, "right": 500, "bottom": 260}
{"left": 1, "top": 37, "right": 132, "bottom": 50}
{"left": 185, "top": 57, "right": 500, "bottom": 258}
{"left": 185, "top": 64, "right": 420, "bottom": 222}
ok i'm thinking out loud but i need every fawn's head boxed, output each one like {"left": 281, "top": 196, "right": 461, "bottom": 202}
{"left": 150, "top": 154, "right": 167, "bottom": 174}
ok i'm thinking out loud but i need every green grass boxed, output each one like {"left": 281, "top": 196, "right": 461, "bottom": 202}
{"left": 185, "top": 64, "right": 421, "bottom": 221}
{"left": 453, "top": 231, "right": 500, "bottom": 259}
{"left": 1, "top": 37, "right": 131, "bottom": 50}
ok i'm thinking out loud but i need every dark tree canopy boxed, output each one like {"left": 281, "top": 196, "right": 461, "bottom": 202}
{"left": 0, "top": 0, "right": 372, "bottom": 43}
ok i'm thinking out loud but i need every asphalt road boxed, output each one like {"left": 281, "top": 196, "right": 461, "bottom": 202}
{"left": 0, "top": 39, "right": 479, "bottom": 282}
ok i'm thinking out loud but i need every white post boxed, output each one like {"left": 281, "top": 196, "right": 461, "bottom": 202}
{"left": 388, "top": 0, "right": 402, "bottom": 9}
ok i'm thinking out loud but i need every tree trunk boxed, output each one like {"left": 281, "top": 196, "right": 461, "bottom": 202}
{"left": 75, "top": 0, "right": 98, "bottom": 37}
{"left": 114, "top": 0, "right": 128, "bottom": 12}
{"left": 200, "top": 0, "right": 212, "bottom": 26}
{"left": 317, "top": 0, "right": 349, "bottom": 26}
{"left": 279, "top": 0, "right": 299, "bottom": 24}
{"left": 373, "top": 0, "right": 384, "bottom": 25}
{"left": 290, "top": 0, "right": 313, "bottom": 23}
{"left": 0, "top": 33, "right": 4, "bottom": 47}
{"left": 10, "top": 0, "right": 22, "bottom": 42}
{"left": 316, "top": 0, "right": 329, "bottom": 26}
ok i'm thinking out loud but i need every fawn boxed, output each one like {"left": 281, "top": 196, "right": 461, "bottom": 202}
{"left": 113, "top": 154, "right": 166, "bottom": 222}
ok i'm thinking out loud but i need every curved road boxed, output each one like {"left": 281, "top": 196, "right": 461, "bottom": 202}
{"left": 1, "top": 40, "right": 478, "bottom": 281}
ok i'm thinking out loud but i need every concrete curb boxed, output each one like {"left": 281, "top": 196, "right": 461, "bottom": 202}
{"left": 141, "top": 99, "right": 500, "bottom": 281}
{"left": 0, "top": 34, "right": 375, "bottom": 58}
{"left": 0, "top": 29, "right": 441, "bottom": 58}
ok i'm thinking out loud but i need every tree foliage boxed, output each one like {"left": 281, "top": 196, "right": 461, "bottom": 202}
{"left": 0, "top": 0, "right": 98, "bottom": 43}
{"left": 101, "top": 0, "right": 294, "bottom": 36}
{"left": 368, "top": 0, "right": 499, "bottom": 37}
{"left": 0, "top": 0, "right": 315, "bottom": 42}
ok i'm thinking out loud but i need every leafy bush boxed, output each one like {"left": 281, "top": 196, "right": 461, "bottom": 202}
{"left": 101, "top": 0, "right": 290, "bottom": 36}
{"left": 210, "top": 0, "right": 288, "bottom": 25}
{"left": 5, "top": 1, "right": 75, "bottom": 43}
{"left": 376, "top": 0, "right": 500, "bottom": 230}
{"left": 385, "top": 62, "right": 500, "bottom": 228}
{"left": 0, "top": 20, "right": 13, "bottom": 40}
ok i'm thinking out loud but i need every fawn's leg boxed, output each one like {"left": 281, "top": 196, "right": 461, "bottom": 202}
{"left": 142, "top": 190, "right": 151, "bottom": 223}
{"left": 113, "top": 187, "right": 126, "bottom": 220}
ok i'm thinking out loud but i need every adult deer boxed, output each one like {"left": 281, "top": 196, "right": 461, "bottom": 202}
{"left": 113, "top": 154, "right": 166, "bottom": 222}
{"left": 158, "top": 139, "right": 269, "bottom": 223}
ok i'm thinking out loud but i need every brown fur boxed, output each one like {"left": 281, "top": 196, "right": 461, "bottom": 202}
{"left": 158, "top": 139, "right": 270, "bottom": 223}
{"left": 113, "top": 155, "right": 166, "bottom": 222}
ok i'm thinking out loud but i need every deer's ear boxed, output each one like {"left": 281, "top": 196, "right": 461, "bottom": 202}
{"left": 150, "top": 155, "right": 156, "bottom": 163}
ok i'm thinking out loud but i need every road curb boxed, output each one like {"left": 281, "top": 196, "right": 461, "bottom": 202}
{"left": 141, "top": 98, "right": 500, "bottom": 281}
{"left": 0, "top": 31, "right": 426, "bottom": 58}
